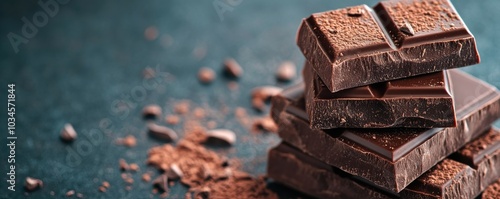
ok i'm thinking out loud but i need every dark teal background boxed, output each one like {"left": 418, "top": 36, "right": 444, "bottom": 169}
{"left": 1, "top": 0, "right": 499, "bottom": 198}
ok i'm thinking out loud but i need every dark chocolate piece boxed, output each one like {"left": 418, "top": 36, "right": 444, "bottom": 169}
{"left": 297, "top": 0, "right": 480, "bottom": 93}
{"left": 303, "top": 63, "right": 456, "bottom": 128}
{"left": 270, "top": 69, "right": 500, "bottom": 192}
{"left": 268, "top": 128, "right": 500, "bottom": 199}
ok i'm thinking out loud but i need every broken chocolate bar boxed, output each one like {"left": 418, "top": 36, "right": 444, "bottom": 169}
{"left": 270, "top": 70, "right": 500, "bottom": 192}
{"left": 268, "top": 128, "right": 500, "bottom": 199}
{"left": 297, "top": 0, "right": 480, "bottom": 92}
{"left": 303, "top": 62, "right": 456, "bottom": 129}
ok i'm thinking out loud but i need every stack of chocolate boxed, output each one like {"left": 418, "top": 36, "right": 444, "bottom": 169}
{"left": 267, "top": 0, "right": 500, "bottom": 198}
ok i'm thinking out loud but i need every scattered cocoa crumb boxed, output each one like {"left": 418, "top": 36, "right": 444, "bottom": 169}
{"left": 119, "top": 159, "right": 130, "bottom": 171}
{"left": 25, "top": 177, "right": 43, "bottom": 192}
{"left": 235, "top": 107, "right": 247, "bottom": 117}
{"left": 144, "top": 26, "right": 159, "bottom": 41}
{"left": 146, "top": 137, "right": 277, "bottom": 199}
{"left": 185, "top": 192, "right": 192, "bottom": 199}
{"left": 193, "top": 108, "right": 206, "bottom": 119}
{"left": 174, "top": 101, "right": 190, "bottom": 114}
{"left": 142, "top": 104, "right": 162, "bottom": 119}
{"left": 153, "top": 174, "right": 169, "bottom": 192}
{"left": 142, "top": 173, "right": 152, "bottom": 182}
{"left": 206, "top": 121, "right": 217, "bottom": 129}
{"left": 198, "top": 67, "right": 216, "bottom": 84}
{"left": 183, "top": 127, "right": 208, "bottom": 144}
{"left": 204, "top": 129, "right": 236, "bottom": 146}
{"left": 102, "top": 181, "right": 110, "bottom": 188}
{"left": 165, "top": 115, "right": 180, "bottom": 125}
{"left": 227, "top": 81, "right": 239, "bottom": 91}
{"left": 116, "top": 135, "right": 137, "bottom": 147}
{"left": 251, "top": 86, "right": 283, "bottom": 111}
{"left": 223, "top": 58, "right": 243, "bottom": 78}
{"left": 60, "top": 123, "right": 77, "bottom": 142}
{"left": 66, "top": 190, "right": 75, "bottom": 197}
{"left": 148, "top": 123, "right": 178, "bottom": 141}
{"left": 143, "top": 67, "right": 156, "bottom": 79}
{"left": 252, "top": 117, "right": 278, "bottom": 133}
{"left": 98, "top": 186, "right": 107, "bottom": 193}
{"left": 125, "top": 177, "right": 134, "bottom": 184}
{"left": 129, "top": 163, "right": 140, "bottom": 172}
{"left": 276, "top": 61, "right": 296, "bottom": 82}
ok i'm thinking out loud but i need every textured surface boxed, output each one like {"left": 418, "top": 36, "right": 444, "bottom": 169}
{"left": 0, "top": 0, "right": 499, "bottom": 199}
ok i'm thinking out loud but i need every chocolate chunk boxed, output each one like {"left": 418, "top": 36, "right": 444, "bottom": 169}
{"left": 25, "top": 177, "right": 43, "bottom": 192}
{"left": 271, "top": 69, "right": 500, "bottom": 192}
{"left": 147, "top": 123, "right": 178, "bottom": 141}
{"left": 142, "top": 104, "right": 162, "bottom": 120}
{"left": 198, "top": 67, "right": 216, "bottom": 84}
{"left": 268, "top": 133, "right": 500, "bottom": 199}
{"left": 60, "top": 123, "right": 77, "bottom": 142}
{"left": 276, "top": 61, "right": 296, "bottom": 82}
{"left": 303, "top": 62, "right": 456, "bottom": 128}
{"left": 204, "top": 129, "right": 236, "bottom": 146}
{"left": 297, "top": 0, "right": 480, "bottom": 93}
{"left": 223, "top": 58, "right": 243, "bottom": 78}
{"left": 153, "top": 174, "right": 169, "bottom": 192}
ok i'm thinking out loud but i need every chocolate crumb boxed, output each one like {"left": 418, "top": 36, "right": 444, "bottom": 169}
{"left": 98, "top": 186, "right": 107, "bottom": 193}
{"left": 252, "top": 117, "right": 278, "bottom": 133}
{"left": 174, "top": 101, "right": 190, "bottom": 114}
{"left": 227, "top": 81, "right": 239, "bottom": 91}
{"left": 193, "top": 108, "right": 206, "bottom": 119}
{"left": 142, "top": 104, "right": 162, "bottom": 119}
{"left": 144, "top": 26, "right": 159, "bottom": 41}
{"left": 102, "top": 181, "right": 110, "bottom": 188}
{"left": 223, "top": 58, "right": 243, "bottom": 78}
{"left": 165, "top": 115, "right": 180, "bottom": 125}
{"left": 198, "top": 67, "right": 216, "bottom": 84}
{"left": 204, "top": 129, "right": 237, "bottom": 146}
{"left": 129, "top": 163, "right": 140, "bottom": 172}
{"left": 142, "top": 173, "right": 152, "bottom": 182}
{"left": 66, "top": 190, "right": 75, "bottom": 197}
{"left": 25, "top": 177, "right": 43, "bottom": 192}
{"left": 148, "top": 123, "right": 178, "bottom": 141}
{"left": 400, "top": 20, "right": 415, "bottom": 36}
{"left": 153, "top": 174, "right": 169, "bottom": 192}
{"left": 116, "top": 135, "right": 137, "bottom": 147}
{"left": 60, "top": 123, "right": 77, "bottom": 142}
{"left": 276, "top": 61, "right": 296, "bottom": 82}
{"left": 119, "top": 159, "right": 130, "bottom": 171}
{"left": 143, "top": 67, "right": 155, "bottom": 79}
{"left": 251, "top": 86, "right": 283, "bottom": 111}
